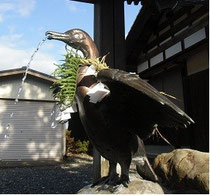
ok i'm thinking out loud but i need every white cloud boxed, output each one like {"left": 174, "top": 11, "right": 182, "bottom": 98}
{"left": 65, "top": 0, "right": 88, "bottom": 13}
{"left": 0, "top": 44, "right": 57, "bottom": 75}
{"left": 0, "top": 15, "right": 3, "bottom": 22}
{"left": 0, "top": 2, "right": 14, "bottom": 22}
{"left": 17, "top": 0, "right": 36, "bottom": 17}
{"left": 7, "top": 25, "right": 17, "bottom": 34}
{"left": 43, "top": 42, "right": 56, "bottom": 50}
{"left": 25, "top": 50, "right": 57, "bottom": 75}
{"left": 0, "top": 33, "right": 23, "bottom": 48}
{"left": 66, "top": 1, "right": 78, "bottom": 12}
{"left": 0, "top": 35, "right": 58, "bottom": 75}
{"left": 0, "top": 0, "right": 35, "bottom": 21}
{"left": 0, "top": 3, "right": 14, "bottom": 12}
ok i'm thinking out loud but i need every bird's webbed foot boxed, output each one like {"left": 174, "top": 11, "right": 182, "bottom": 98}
{"left": 117, "top": 174, "right": 130, "bottom": 187}
{"left": 91, "top": 173, "right": 120, "bottom": 187}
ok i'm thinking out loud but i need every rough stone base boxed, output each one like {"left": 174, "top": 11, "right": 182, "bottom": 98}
{"left": 78, "top": 175, "right": 164, "bottom": 194}
{"left": 153, "top": 149, "right": 209, "bottom": 193}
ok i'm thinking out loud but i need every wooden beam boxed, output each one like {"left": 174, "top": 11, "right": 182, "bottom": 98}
{"left": 155, "top": 0, "right": 178, "bottom": 10}
{"left": 126, "top": 5, "right": 162, "bottom": 68}
{"left": 126, "top": 3, "right": 208, "bottom": 67}
{"left": 127, "top": 0, "right": 133, "bottom": 4}
{"left": 69, "top": 0, "right": 96, "bottom": 4}
{"left": 94, "top": 0, "right": 126, "bottom": 70}
{"left": 156, "top": 7, "right": 191, "bottom": 34}
{"left": 70, "top": 0, "right": 143, "bottom": 5}
{"left": 139, "top": 39, "right": 208, "bottom": 79}
{"left": 154, "top": 0, "right": 208, "bottom": 10}
{"left": 144, "top": 5, "right": 208, "bottom": 51}
{"left": 126, "top": 5, "right": 155, "bottom": 66}
{"left": 134, "top": 0, "right": 141, "bottom": 5}
{"left": 127, "top": 5, "right": 208, "bottom": 66}
{"left": 138, "top": 16, "right": 208, "bottom": 63}
{"left": 126, "top": 6, "right": 149, "bottom": 53}
{"left": 178, "top": 0, "right": 209, "bottom": 6}
{"left": 126, "top": 0, "right": 141, "bottom": 5}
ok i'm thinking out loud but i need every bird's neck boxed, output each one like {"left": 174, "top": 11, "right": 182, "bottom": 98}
{"left": 75, "top": 34, "right": 99, "bottom": 101}
{"left": 77, "top": 66, "right": 97, "bottom": 87}
{"left": 76, "top": 66, "right": 98, "bottom": 102}
{"left": 81, "top": 36, "right": 99, "bottom": 59}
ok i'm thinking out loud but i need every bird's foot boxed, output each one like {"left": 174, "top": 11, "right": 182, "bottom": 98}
{"left": 117, "top": 174, "right": 130, "bottom": 187}
{"left": 91, "top": 173, "right": 120, "bottom": 187}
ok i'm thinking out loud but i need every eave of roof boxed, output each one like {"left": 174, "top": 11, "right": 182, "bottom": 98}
{"left": 0, "top": 67, "right": 57, "bottom": 83}
{"left": 126, "top": 1, "right": 209, "bottom": 66}
{"left": 70, "top": 0, "right": 142, "bottom": 5}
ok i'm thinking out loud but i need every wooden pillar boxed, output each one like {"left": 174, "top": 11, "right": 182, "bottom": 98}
{"left": 92, "top": 147, "right": 101, "bottom": 182}
{"left": 92, "top": 147, "right": 109, "bottom": 183}
{"left": 92, "top": 0, "right": 126, "bottom": 182}
{"left": 94, "top": 0, "right": 126, "bottom": 70}
{"left": 113, "top": 0, "right": 126, "bottom": 70}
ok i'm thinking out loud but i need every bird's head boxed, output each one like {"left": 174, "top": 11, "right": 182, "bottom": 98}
{"left": 45, "top": 29, "right": 99, "bottom": 58}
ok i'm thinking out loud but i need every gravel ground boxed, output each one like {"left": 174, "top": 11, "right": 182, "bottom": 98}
{"left": 0, "top": 155, "right": 93, "bottom": 194}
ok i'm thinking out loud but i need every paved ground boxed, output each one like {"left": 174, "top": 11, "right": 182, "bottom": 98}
{"left": 0, "top": 155, "right": 93, "bottom": 194}
{"left": 0, "top": 153, "right": 197, "bottom": 194}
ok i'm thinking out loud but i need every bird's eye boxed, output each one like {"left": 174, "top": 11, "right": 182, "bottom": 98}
{"left": 74, "top": 33, "right": 83, "bottom": 40}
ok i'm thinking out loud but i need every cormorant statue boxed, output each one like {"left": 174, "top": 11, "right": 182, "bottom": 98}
{"left": 46, "top": 29, "right": 194, "bottom": 186}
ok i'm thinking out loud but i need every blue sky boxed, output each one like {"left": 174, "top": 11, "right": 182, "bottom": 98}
{"left": 0, "top": 0, "right": 141, "bottom": 75}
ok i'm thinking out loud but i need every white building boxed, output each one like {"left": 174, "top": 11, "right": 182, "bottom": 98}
{"left": 0, "top": 67, "right": 66, "bottom": 161}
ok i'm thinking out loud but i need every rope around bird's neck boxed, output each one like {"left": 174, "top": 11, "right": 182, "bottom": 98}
{"left": 80, "top": 55, "right": 109, "bottom": 72}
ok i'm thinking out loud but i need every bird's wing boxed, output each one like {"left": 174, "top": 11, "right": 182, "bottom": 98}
{"left": 97, "top": 69, "right": 194, "bottom": 137}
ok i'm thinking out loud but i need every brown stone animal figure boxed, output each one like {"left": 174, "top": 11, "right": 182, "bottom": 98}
{"left": 46, "top": 29, "right": 194, "bottom": 187}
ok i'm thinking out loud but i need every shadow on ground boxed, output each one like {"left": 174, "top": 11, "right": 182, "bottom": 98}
{"left": 0, "top": 156, "right": 93, "bottom": 194}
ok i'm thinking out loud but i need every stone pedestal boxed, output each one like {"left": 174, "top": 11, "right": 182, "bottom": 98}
{"left": 78, "top": 175, "right": 165, "bottom": 194}
{"left": 153, "top": 149, "right": 209, "bottom": 193}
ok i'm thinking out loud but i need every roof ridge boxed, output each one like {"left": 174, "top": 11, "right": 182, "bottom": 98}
{"left": 0, "top": 67, "right": 57, "bottom": 82}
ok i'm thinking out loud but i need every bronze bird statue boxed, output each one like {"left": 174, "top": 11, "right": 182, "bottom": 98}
{"left": 46, "top": 29, "right": 194, "bottom": 186}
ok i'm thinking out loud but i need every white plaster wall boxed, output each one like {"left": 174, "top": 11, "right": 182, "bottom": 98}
{"left": 165, "top": 42, "right": 182, "bottom": 59}
{"left": 0, "top": 75, "right": 54, "bottom": 101}
{"left": 184, "top": 28, "right": 206, "bottom": 49}
{"left": 150, "top": 53, "right": 164, "bottom": 66}
{"left": 0, "top": 100, "right": 64, "bottom": 161}
{"left": 137, "top": 61, "right": 149, "bottom": 73}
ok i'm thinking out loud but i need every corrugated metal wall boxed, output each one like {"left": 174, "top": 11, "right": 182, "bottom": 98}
{"left": 0, "top": 99, "right": 65, "bottom": 161}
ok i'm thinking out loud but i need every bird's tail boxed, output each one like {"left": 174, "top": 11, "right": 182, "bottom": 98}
{"left": 132, "top": 136, "right": 159, "bottom": 182}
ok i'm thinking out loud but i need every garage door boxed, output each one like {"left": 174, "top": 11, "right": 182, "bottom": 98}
{"left": 0, "top": 99, "right": 65, "bottom": 161}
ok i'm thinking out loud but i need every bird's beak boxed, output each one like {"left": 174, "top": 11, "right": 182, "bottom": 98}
{"left": 45, "top": 31, "right": 70, "bottom": 42}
